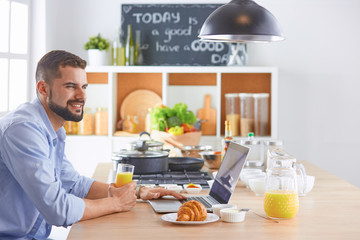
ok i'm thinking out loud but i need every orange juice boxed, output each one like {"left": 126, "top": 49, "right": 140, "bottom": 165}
{"left": 264, "top": 190, "right": 299, "bottom": 218}
{"left": 115, "top": 172, "right": 133, "bottom": 187}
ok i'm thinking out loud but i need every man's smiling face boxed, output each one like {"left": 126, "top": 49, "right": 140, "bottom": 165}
{"left": 46, "top": 66, "right": 88, "bottom": 122}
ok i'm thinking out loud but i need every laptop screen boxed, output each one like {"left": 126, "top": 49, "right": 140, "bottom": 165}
{"left": 209, "top": 142, "right": 249, "bottom": 203}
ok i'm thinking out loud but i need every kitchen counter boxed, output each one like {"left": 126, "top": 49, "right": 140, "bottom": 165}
{"left": 68, "top": 161, "right": 360, "bottom": 239}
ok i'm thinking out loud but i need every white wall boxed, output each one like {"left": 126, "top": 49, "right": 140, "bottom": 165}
{"left": 44, "top": 0, "right": 360, "bottom": 188}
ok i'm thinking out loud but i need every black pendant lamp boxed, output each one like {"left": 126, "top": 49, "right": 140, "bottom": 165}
{"left": 198, "top": 0, "right": 285, "bottom": 42}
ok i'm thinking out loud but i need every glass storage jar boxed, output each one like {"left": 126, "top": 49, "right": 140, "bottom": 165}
{"left": 239, "top": 93, "right": 254, "bottom": 137}
{"left": 225, "top": 93, "right": 240, "bottom": 136}
{"left": 78, "top": 107, "right": 94, "bottom": 135}
{"left": 253, "top": 93, "right": 269, "bottom": 136}
{"left": 95, "top": 107, "right": 108, "bottom": 135}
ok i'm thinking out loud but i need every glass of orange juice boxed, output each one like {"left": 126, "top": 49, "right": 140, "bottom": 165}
{"left": 115, "top": 163, "right": 135, "bottom": 188}
{"left": 264, "top": 168, "right": 299, "bottom": 219}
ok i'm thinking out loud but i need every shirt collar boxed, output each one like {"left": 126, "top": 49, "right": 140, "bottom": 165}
{"left": 33, "top": 98, "right": 66, "bottom": 143}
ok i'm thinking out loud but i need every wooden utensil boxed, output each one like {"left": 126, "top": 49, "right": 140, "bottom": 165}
{"left": 197, "top": 94, "right": 216, "bottom": 135}
{"left": 164, "top": 138, "right": 184, "bottom": 150}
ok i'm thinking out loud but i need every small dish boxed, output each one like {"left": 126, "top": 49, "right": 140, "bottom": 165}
{"left": 166, "top": 185, "right": 183, "bottom": 193}
{"left": 220, "top": 208, "right": 246, "bottom": 223}
{"left": 212, "top": 204, "right": 237, "bottom": 217}
{"left": 184, "top": 184, "right": 202, "bottom": 194}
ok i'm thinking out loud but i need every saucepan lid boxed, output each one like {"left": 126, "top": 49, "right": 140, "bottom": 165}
{"left": 131, "top": 131, "right": 164, "bottom": 151}
{"left": 113, "top": 150, "right": 168, "bottom": 159}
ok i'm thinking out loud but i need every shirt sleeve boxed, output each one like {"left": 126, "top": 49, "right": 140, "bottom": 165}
{"left": 1, "top": 121, "right": 87, "bottom": 227}
{"left": 60, "top": 154, "right": 95, "bottom": 199}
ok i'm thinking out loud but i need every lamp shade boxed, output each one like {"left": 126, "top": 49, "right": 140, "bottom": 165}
{"left": 198, "top": 0, "right": 284, "bottom": 42}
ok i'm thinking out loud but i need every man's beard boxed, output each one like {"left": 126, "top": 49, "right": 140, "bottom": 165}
{"left": 48, "top": 90, "right": 84, "bottom": 122}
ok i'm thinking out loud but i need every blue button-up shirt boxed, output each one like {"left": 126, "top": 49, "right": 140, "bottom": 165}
{"left": 0, "top": 98, "right": 95, "bottom": 239}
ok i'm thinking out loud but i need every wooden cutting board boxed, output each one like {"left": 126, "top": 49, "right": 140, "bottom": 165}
{"left": 197, "top": 94, "right": 216, "bottom": 135}
{"left": 120, "top": 89, "right": 162, "bottom": 132}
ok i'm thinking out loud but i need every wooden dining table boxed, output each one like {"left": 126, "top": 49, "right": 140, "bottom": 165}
{"left": 68, "top": 161, "right": 360, "bottom": 239}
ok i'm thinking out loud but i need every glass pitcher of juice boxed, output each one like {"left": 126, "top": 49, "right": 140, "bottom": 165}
{"left": 267, "top": 148, "right": 307, "bottom": 196}
{"left": 264, "top": 168, "right": 299, "bottom": 219}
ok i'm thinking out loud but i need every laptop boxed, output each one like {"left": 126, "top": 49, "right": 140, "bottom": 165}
{"left": 148, "top": 141, "right": 250, "bottom": 213}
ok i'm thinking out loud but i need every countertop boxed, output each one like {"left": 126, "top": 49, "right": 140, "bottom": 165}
{"left": 68, "top": 161, "right": 360, "bottom": 239}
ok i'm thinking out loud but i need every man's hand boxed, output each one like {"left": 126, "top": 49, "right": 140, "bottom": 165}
{"left": 108, "top": 181, "right": 137, "bottom": 212}
{"left": 138, "top": 187, "right": 187, "bottom": 201}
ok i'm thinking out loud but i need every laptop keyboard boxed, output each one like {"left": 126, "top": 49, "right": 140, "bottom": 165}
{"left": 183, "top": 196, "right": 218, "bottom": 209}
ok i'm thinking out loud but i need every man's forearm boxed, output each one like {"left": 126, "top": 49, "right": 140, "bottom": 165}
{"left": 80, "top": 198, "right": 117, "bottom": 221}
{"left": 85, "top": 181, "right": 109, "bottom": 199}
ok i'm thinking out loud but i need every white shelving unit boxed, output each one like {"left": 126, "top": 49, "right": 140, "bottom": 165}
{"left": 65, "top": 66, "right": 278, "bottom": 177}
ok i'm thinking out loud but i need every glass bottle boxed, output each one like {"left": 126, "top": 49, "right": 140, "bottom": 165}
{"left": 122, "top": 115, "right": 131, "bottom": 133}
{"left": 144, "top": 108, "right": 152, "bottom": 133}
{"left": 132, "top": 115, "right": 139, "bottom": 133}
{"left": 240, "top": 132, "right": 262, "bottom": 169}
{"left": 95, "top": 107, "right": 108, "bottom": 135}
{"left": 111, "top": 26, "right": 125, "bottom": 66}
{"left": 134, "top": 30, "right": 144, "bottom": 65}
{"left": 221, "top": 120, "right": 233, "bottom": 160}
{"left": 125, "top": 24, "right": 134, "bottom": 66}
{"left": 78, "top": 107, "right": 94, "bottom": 135}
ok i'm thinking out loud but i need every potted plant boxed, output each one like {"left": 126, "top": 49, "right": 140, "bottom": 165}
{"left": 84, "top": 33, "right": 110, "bottom": 66}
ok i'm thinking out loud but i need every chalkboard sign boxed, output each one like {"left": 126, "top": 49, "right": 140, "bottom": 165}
{"left": 121, "top": 4, "right": 229, "bottom": 66}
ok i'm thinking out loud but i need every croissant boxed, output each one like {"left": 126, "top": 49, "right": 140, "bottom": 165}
{"left": 176, "top": 200, "right": 207, "bottom": 221}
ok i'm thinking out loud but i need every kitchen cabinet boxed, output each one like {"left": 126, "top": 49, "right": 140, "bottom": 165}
{"left": 66, "top": 66, "right": 278, "bottom": 177}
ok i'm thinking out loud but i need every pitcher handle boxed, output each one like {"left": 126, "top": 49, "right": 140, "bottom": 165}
{"left": 294, "top": 162, "right": 307, "bottom": 196}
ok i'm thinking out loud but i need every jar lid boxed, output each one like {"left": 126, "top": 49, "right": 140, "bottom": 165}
{"left": 240, "top": 139, "right": 261, "bottom": 145}
{"left": 83, "top": 107, "right": 92, "bottom": 113}
{"left": 96, "top": 107, "right": 108, "bottom": 111}
{"left": 263, "top": 139, "right": 283, "bottom": 146}
{"left": 238, "top": 93, "right": 253, "bottom": 98}
{"left": 225, "top": 93, "right": 239, "bottom": 98}
{"left": 253, "top": 93, "right": 269, "bottom": 98}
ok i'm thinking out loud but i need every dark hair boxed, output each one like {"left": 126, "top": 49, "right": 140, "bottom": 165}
{"left": 35, "top": 50, "right": 87, "bottom": 85}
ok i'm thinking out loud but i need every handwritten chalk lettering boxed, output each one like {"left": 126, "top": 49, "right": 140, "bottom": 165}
{"left": 152, "top": 29, "right": 160, "bottom": 35}
{"left": 211, "top": 53, "right": 229, "bottom": 64}
{"left": 164, "top": 26, "right": 192, "bottom": 43}
{"left": 188, "top": 17, "right": 198, "bottom": 25}
{"left": 183, "top": 45, "right": 191, "bottom": 51}
{"left": 156, "top": 41, "right": 180, "bottom": 52}
{"left": 191, "top": 40, "right": 225, "bottom": 52}
{"left": 132, "top": 12, "right": 180, "bottom": 24}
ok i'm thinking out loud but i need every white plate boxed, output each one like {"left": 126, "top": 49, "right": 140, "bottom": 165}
{"left": 161, "top": 213, "right": 219, "bottom": 225}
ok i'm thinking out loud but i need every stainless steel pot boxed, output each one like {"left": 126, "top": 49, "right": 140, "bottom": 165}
{"left": 112, "top": 150, "right": 169, "bottom": 174}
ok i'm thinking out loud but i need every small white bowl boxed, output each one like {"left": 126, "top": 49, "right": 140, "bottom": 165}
{"left": 184, "top": 184, "right": 202, "bottom": 194}
{"left": 248, "top": 178, "right": 266, "bottom": 196}
{"left": 220, "top": 208, "right": 246, "bottom": 223}
{"left": 212, "top": 204, "right": 237, "bottom": 217}
{"left": 298, "top": 175, "right": 315, "bottom": 196}
{"left": 243, "top": 172, "right": 266, "bottom": 187}
{"left": 166, "top": 185, "right": 183, "bottom": 193}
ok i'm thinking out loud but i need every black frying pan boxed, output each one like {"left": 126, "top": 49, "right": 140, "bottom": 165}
{"left": 168, "top": 157, "right": 204, "bottom": 171}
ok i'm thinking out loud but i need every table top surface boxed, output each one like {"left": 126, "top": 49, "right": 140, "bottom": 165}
{"left": 68, "top": 161, "right": 360, "bottom": 240}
